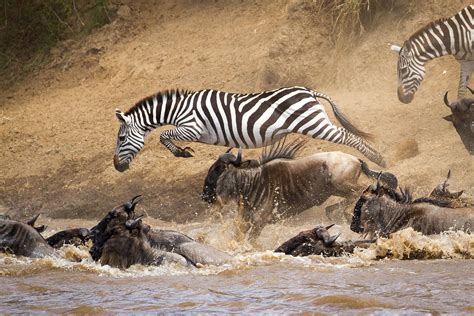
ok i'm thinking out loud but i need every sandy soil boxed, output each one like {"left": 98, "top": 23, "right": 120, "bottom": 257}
{"left": 0, "top": 0, "right": 472, "bottom": 223}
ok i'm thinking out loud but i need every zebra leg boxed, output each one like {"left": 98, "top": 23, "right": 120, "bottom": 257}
{"left": 457, "top": 60, "right": 474, "bottom": 99}
{"left": 159, "top": 126, "right": 199, "bottom": 158}
{"left": 306, "top": 125, "right": 386, "bottom": 167}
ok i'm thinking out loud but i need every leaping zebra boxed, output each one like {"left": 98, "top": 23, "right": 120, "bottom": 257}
{"left": 390, "top": 4, "right": 473, "bottom": 104}
{"left": 113, "top": 86, "right": 386, "bottom": 172}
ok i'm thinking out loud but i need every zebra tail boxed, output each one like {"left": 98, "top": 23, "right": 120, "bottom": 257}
{"left": 313, "top": 91, "right": 374, "bottom": 141}
{"left": 359, "top": 159, "right": 398, "bottom": 189}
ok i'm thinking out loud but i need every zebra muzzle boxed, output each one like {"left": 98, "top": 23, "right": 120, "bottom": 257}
{"left": 397, "top": 87, "right": 414, "bottom": 104}
{"left": 114, "top": 155, "right": 129, "bottom": 172}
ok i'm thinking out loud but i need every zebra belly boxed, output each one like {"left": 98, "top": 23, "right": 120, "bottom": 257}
{"left": 197, "top": 128, "right": 289, "bottom": 148}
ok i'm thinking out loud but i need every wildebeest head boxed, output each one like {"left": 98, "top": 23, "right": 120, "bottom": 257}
{"left": 274, "top": 224, "right": 341, "bottom": 256}
{"left": 97, "top": 215, "right": 158, "bottom": 268}
{"left": 443, "top": 88, "right": 474, "bottom": 154}
{"left": 90, "top": 195, "right": 142, "bottom": 261}
{"left": 201, "top": 148, "right": 244, "bottom": 203}
{"left": 350, "top": 178, "right": 408, "bottom": 235}
{"left": 430, "top": 170, "right": 464, "bottom": 200}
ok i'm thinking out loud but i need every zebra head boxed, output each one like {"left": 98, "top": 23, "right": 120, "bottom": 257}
{"left": 114, "top": 109, "right": 146, "bottom": 172}
{"left": 391, "top": 41, "right": 426, "bottom": 104}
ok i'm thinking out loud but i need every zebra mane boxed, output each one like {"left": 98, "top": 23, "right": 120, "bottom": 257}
{"left": 259, "top": 138, "right": 306, "bottom": 165}
{"left": 408, "top": 18, "right": 448, "bottom": 43}
{"left": 125, "top": 89, "right": 192, "bottom": 115}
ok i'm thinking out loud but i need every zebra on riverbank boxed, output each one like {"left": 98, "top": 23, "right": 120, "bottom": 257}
{"left": 113, "top": 86, "right": 385, "bottom": 172}
{"left": 390, "top": 4, "right": 473, "bottom": 104}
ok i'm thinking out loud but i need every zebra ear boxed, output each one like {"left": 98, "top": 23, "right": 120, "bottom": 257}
{"left": 115, "top": 109, "right": 131, "bottom": 124}
{"left": 390, "top": 44, "right": 401, "bottom": 53}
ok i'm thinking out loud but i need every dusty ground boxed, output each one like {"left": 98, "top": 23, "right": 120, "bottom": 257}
{"left": 0, "top": 0, "right": 472, "bottom": 223}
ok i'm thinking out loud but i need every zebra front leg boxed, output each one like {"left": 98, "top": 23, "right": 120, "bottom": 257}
{"left": 159, "top": 126, "right": 199, "bottom": 158}
{"left": 457, "top": 60, "right": 474, "bottom": 99}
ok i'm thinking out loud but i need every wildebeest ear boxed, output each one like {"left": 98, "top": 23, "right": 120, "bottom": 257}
{"left": 443, "top": 115, "right": 453, "bottom": 122}
{"left": 115, "top": 109, "right": 131, "bottom": 124}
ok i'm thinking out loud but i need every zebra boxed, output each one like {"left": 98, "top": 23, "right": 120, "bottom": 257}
{"left": 390, "top": 4, "right": 473, "bottom": 104}
{"left": 113, "top": 86, "right": 386, "bottom": 172}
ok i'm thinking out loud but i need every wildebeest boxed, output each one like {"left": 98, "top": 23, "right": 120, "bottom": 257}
{"left": 46, "top": 228, "right": 91, "bottom": 249}
{"left": 24, "top": 214, "right": 91, "bottom": 249}
{"left": 275, "top": 224, "right": 373, "bottom": 257}
{"left": 90, "top": 196, "right": 232, "bottom": 268}
{"left": 97, "top": 216, "right": 191, "bottom": 269}
{"left": 0, "top": 213, "right": 92, "bottom": 257}
{"left": 429, "top": 170, "right": 473, "bottom": 208}
{"left": 0, "top": 217, "right": 54, "bottom": 258}
{"left": 443, "top": 87, "right": 474, "bottom": 154}
{"left": 350, "top": 181, "right": 474, "bottom": 238}
{"left": 202, "top": 139, "right": 397, "bottom": 241}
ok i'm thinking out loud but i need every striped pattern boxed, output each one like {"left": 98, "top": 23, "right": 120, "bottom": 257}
{"left": 395, "top": 5, "right": 474, "bottom": 103}
{"left": 114, "top": 86, "right": 385, "bottom": 170}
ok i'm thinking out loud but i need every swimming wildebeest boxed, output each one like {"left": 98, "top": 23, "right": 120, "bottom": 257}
{"left": 429, "top": 170, "right": 473, "bottom": 208}
{"left": 90, "top": 196, "right": 231, "bottom": 268}
{"left": 390, "top": 5, "right": 473, "bottom": 103}
{"left": 275, "top": 224, "right": 373, "bottom": 257}
{"left": 0, "top": 214, "right": 91, "bottom": 257}
{"left": 443, "top": 87, "right": 474, "bottom": 154}
{"left": 25, "top": 214, "right": 91, "bottom": 249}
{"left": 202, "top": 139, "right": 397, "bottom": 241}
{"left": 0, "top": 216, "right": 54, "bottom": 258}
{"left": 113, "top": 87, "right": 387, "bottom": 173}
{"left": 350, "top": 181, "right": 474, "bottom": 238}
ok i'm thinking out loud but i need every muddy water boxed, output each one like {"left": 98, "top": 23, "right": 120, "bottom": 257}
{"left": 1, "top": 216, "right": 473, "bottom": 314}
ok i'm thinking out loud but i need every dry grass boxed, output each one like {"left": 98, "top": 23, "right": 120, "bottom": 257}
{"left": 314, "top": 0, "right": 411, "bottom": 46}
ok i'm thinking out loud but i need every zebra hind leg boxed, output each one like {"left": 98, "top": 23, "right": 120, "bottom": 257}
{"left": 338, "top": 128, "right": 386, "bottom": 167}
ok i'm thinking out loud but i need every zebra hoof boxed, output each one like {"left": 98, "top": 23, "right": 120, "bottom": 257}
{"left": 175, "top": 147, "right": 194, "bottom": 158}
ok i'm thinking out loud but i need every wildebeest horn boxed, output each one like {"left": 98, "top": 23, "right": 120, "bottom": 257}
{"left": 325, "top": 224, "right": 335, "bottom": 230}
{"left": 219, "top": 148, "right": 242, "bottom": 166}
{"left": 125, "top": 195, "right": 142, "bottom": 215}
{"left": 443, "top": 91, "right": 455, "bottom": 109}
{"left": 326, "top": 233, "right": 341, "bottom": 247}
{"left": 467, "top": 86, "right": 474, "bottom": 94}
{"left": 442, "top": 169, "right": 451, "bottom": 191}
{"left": 234, "top": 148, "right": 242, "bottom": 166}
{"left": 225, "top": 148, "right": 233, "bottom": 154}
{"left": 125, "top": 215, "right": 144, "bottom": 230}
{"left": 27, "top": 214, "right": 40, "bottom": 226}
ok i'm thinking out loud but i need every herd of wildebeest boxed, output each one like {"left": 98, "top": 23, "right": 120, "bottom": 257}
{"left": 0, "top": 138, "right": 473, "bottom": 268}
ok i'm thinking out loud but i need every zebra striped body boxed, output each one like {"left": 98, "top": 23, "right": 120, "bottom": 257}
{"left": 114, "top": 87, "right": 385, "bottom": 171}
{"left": 391, "top": 5, "right": 473, "bottom": 103}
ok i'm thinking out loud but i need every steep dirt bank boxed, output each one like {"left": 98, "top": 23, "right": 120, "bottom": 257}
{"left": 0, "top": 0, "right": 472, "bottom": 222}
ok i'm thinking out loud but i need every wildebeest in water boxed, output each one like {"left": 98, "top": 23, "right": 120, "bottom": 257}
{"left": 275, "top": 224, "right": 374, "bottom": 257}
{"left": 90, "top": 195, "right": 232, "bottom": 269}
{"left": 202, "top": 139, "right": 397, "bottom": 241}
{"left": 350, "top": 180, "right": 474, "bottom": 238}
{"left": 0, "top": 214, "right": 91, "bottom": 257}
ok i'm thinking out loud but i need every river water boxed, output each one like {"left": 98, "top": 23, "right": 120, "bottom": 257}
{"left": 1, "top": 216, "right": 473, "bottom": 314}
